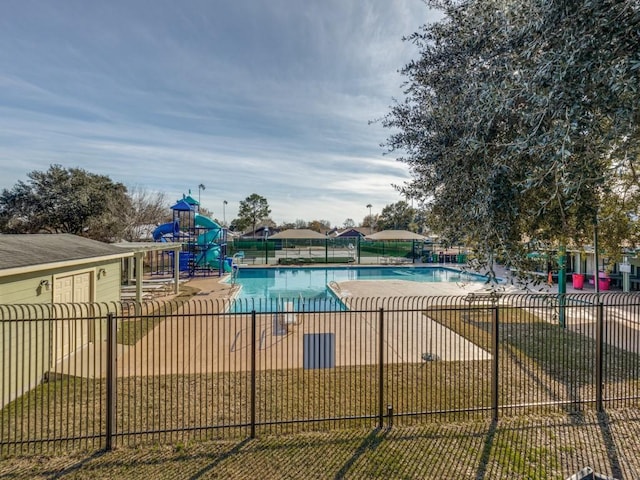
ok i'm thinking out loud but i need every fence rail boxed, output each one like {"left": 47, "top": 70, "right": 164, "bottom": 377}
{"left": 2, "top": 293, "right": 640, "bottom": 454}
{"left": 225, "top": 238, "right": 466, "bottom": 265}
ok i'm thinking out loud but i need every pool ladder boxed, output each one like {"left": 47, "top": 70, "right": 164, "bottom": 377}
{"left": 329, "top": 281, "right": 342, "bottom": 294}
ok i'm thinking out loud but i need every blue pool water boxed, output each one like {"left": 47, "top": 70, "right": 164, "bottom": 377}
{"left": 228, "top": 266, "right": 487, "bottom": 312}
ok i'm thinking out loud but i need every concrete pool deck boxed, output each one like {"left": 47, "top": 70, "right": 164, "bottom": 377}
{"left": 109, "top": 269, "right": 497, "bottom": 377}
{"left": 55, "top": 263, "right": 629, "bottom": 378}
{"left": 333, "top": 277, "right": 495, "bottom": 298}
{"left": 110, "top": 287, "right": 493, "bottom": 377}
{"left": 56, "top": 268, "right": 497, "bottom": 378}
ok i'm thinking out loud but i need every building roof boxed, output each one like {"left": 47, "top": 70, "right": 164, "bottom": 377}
{"left": 336, "top": 228, "right": 368, "bottom": 238}
{"left": 268, "top": 229, "right": 327, "bottom": 239}
{"left": 0, "top": 234, "right": 132, "bottom": 275}
{"left": 365, "top": 230, "right": 426, "bottom": 241}
{"left": 239, "top": 225, "right": 279, "bottom": 238}
{"left": 112, "top": 241, "right": 182, "bottom": 253}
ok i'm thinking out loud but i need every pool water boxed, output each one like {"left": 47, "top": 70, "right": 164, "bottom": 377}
{"left": 227, "top": 266, "right": 487, "bottom": 312}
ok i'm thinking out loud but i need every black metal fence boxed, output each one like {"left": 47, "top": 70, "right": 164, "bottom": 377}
{"left": 2, "top": 293, "right": 640, "bottom": 454}
{"left": 227, "top": 238, "right": 467, "bottom": 265}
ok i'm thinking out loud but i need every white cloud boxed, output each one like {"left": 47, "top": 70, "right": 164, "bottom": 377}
{"left": 0, "top": 0, "right": 441, "bottom": 226}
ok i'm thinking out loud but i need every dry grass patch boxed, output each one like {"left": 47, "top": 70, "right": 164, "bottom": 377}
{"left": 117, "top": 285, "right": 201, "bottom": 345}
{"left": 4, "top": 410, "right": 640, "bottom": 479}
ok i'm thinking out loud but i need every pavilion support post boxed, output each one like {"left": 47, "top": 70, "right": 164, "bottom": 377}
{"left": 127, "top": 257, "right": 135, "bottom": 285}
{"left": 173, "top": 246, "right": 180, "bottom": 294}
{"left": 135, "top": 252, "right": 143, "bottom": 304}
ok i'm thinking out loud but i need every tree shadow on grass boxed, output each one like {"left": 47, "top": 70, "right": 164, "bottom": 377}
{"left": 596, "top": 411, "right": 624, "bottom": 480}
{"left": 431, "top": 305, "right": 640, "bottom": 418}
{"left": 333, "top": 427, "right": 388, "bottom": 479}
{"left": 4, "top": 416, "right": 640, "bottom": 479}
{"left": 50, "top": 450, "right": 109, "bottom": 479}
{"left": 186, "top": 438, "right": 252, "bottom": 479}
{"left": 474, "top": 419, "right": 498, "bottom": 480}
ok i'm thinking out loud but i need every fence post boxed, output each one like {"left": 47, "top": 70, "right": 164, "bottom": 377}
{"left": 492, "top": 305, "right": 499, "bottom": 422}
{"left": 264, "top": 240, "right": 268, "bottom": 264}
{"left": 378, "top": 307, "right": 384, "bottom": 429}
{"left": 106, "top": 312, "right": 116, "bottom": 451}
{"left": 596, "top": 301, "right": 604, "bottom": 412}
{"left": 250, "top": 310, "right": 257, "bottom": 438}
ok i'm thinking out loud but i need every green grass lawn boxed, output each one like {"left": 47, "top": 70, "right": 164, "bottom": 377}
{"left": 4, "top": 411, "right": 640, "bottom": 479}
{"left": 2, "top": 303, "right": 639, "bottom": 455}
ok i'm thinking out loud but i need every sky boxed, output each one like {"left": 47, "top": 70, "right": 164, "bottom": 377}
{"left": 0, "top": 0, "right": 441, "bottom": 227}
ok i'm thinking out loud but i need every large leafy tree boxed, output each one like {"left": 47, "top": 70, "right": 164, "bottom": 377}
{"left": 361, "top": 214, "right": 378, "bottom": 230}
{"left": 384, "top": 0, "right": 640, "bottom": 273}
{"left": 235, "top": 193, "right": 271, "bottom": 237}
{"left": 376, "top": 201, "right": 418, "bottom": 231}
{"left": 0, "top": 164, "right": 131, "bottom": 241}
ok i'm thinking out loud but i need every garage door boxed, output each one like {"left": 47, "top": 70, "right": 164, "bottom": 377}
{"left": 53, "top": 272, "right": 92, "bottom": 362}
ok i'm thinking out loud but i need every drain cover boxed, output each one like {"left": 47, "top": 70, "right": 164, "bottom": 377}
{"left": 421, "top": 352, "right": 439, "bottom": 362}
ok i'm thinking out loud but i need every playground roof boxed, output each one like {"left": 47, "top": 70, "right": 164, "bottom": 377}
{"left": 0, "top": 234, "right": 132, "bottom": 276}
{"left": 268, "top": 229, "right": 327, "bottom": 239}
{"left": 170, "top": 199, "right": 193, "bottom": 211}
{"left": 365, "top": 230, "right": 426, "bottom": 241}
{"left": 183, "top": 195, "right": 199, "bottom": 205}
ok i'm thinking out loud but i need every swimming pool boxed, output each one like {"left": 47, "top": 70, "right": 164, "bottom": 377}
{"left": 227, "top": 266, "right": 487, "bottom": 312}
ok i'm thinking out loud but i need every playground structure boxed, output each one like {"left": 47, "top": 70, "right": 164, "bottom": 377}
{"left": 152, "top": 193, "right": 233, "bottom": 277}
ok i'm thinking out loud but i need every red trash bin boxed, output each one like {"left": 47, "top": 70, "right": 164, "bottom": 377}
{"left": 572, "top": 273, "right": 585, "bottom": 289}
{"left": 598, "top": 277, "right": 610, "bottom": 291}
{"left": 597, "top": 272, "right": 610, "bottom": 291}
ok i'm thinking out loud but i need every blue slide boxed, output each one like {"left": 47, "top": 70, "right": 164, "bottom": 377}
{"left": 152, "top": 220, "right": 180, "bottom": 241}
